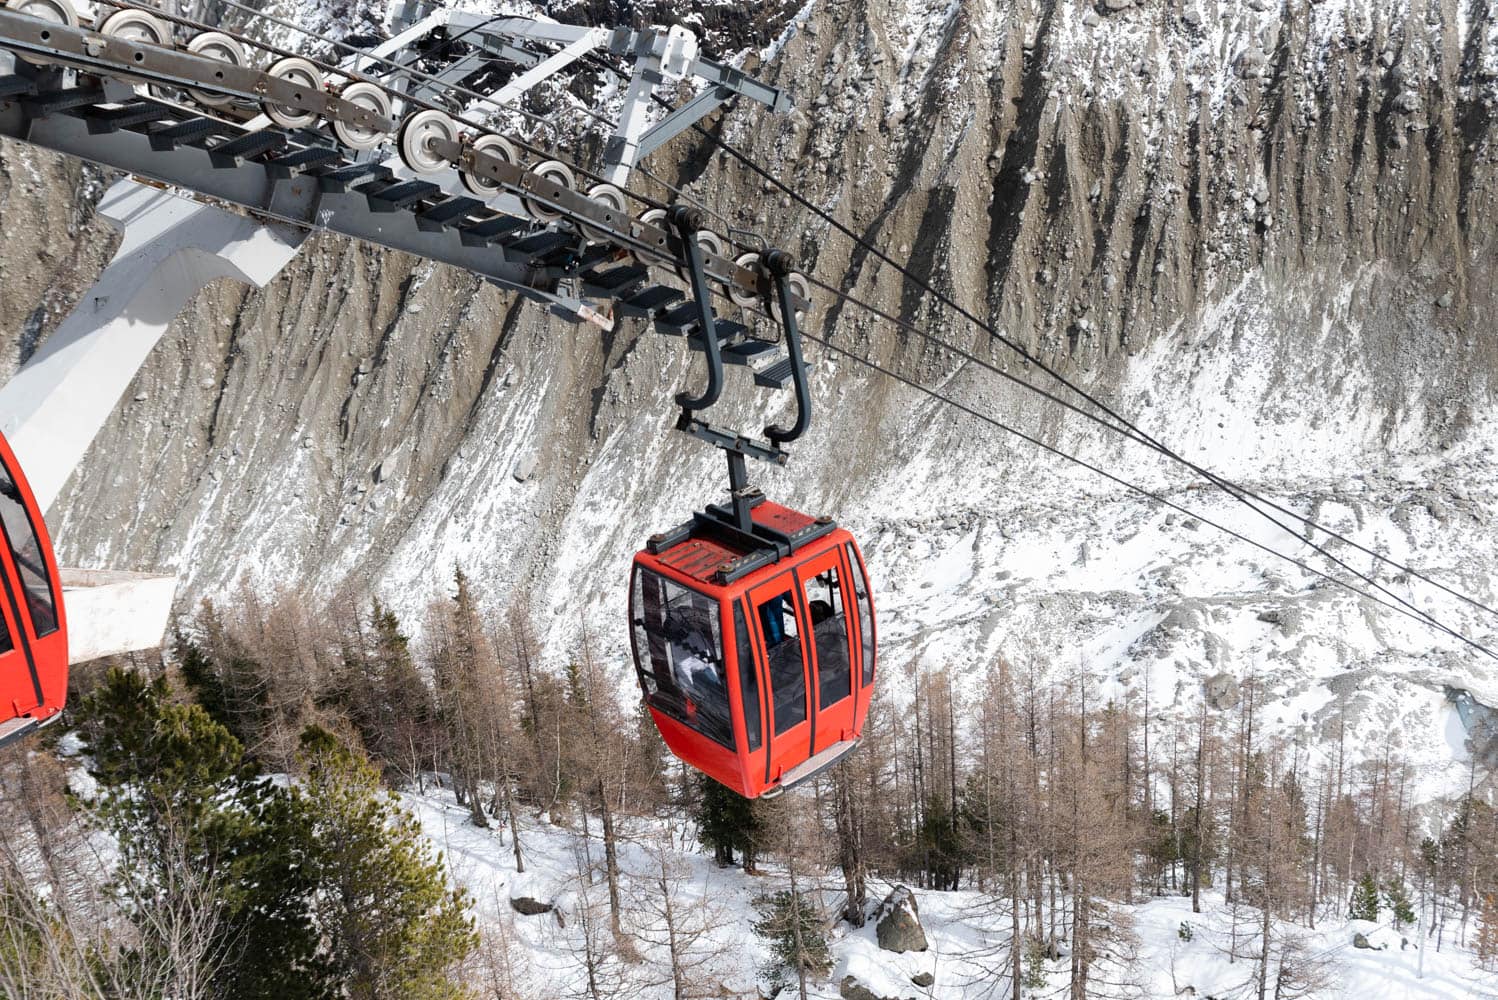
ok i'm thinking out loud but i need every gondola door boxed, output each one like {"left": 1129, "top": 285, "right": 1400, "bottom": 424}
{"left": 746, "top": 570, "right": 812, "bottom": 788}
{"left": 794, "top": 545, "right": 858, "bottom": 755}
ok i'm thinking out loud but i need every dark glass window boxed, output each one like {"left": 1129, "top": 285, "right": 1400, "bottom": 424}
{"left": 805, "top": 566, "right": 851, "bottom": 709}
{"left": 0, "top": 612, "right": 12, "bottom": 655}
{"left": 756, "top": 586, "right": 806, "bottom": 736}
{"left": 631, "top": 569, "right": 733, "bottom": 748}
{"left": 847, "top": 544, "right": 875, "bottom": 686}
{"left": 733, "top": 602, "right": 762, "bottom": 752}
{"left": 0, "top": 460, "right": 56, "bottom": 637}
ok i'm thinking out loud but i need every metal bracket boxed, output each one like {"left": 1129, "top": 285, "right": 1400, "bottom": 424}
{"left": 671, "top": 205, "right": 723, "bottom": 412}
{"left": 764, "top": 250, "right": 811, "bottom": 445}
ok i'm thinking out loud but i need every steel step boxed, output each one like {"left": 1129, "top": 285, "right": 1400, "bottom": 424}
{"left": 723, "top": 338, "right": 781, "bottom": 369}
{"left": 754, "top": 357, "right": 798, "bottom": 390}
{"left": 618, "top": 284, "right": 682, "bottom": 318}
{"left": 316, "top": 161, "right": 392, "bottom": 192}
{"left": 458, "top": 214, "right": 526, "bottom": 247}
{"left": 686, "top": 318, "right": 749, "bottom": 352}
{"left": 0, "top": 74, "right": 36, "bottom": 100}
{"left": 208, "top": 129, "right": 286, "bottom": 167}
{"left": 575, "top": 243, "right": 619, "bottom": 272}
{"left": 265, "top": 145, "right": 342, "bottom": 178}
{"left": 584, "top": 264, "right": 648, "bottom": 294}
{"left": 148, "top": 116, "right": 231, "bottom": 151}
{"left": 507, "top": 231, "right": 571, "bottom": 261}
{"left": 365, "top": 179, "right": 441, "bottom": 212}
{"left": 83, "top": 100, "right": 170, "bottom": 134}
{"left": 417, "top": 195, "right": 484, "bottom": 231}
{"left": 657, "top": 302, "right": 702, "bottom": 334}
{"left": 26, "top": 86, "right": 106, "bottom": 115}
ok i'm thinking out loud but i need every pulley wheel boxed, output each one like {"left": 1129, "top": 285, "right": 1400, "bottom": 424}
{"left": 630, "top": 207, "right": 670, "bottom": 266}
{"left": 769, "top": 271, "right": 813, "bottom": 324}
{"left": 520, "top": 160, "right": 576, "bottom": 223}
{"left": 673, "top": 228, "right": 727, "bottom": 279}
{"left": 99, "top": 8, "right": 171, "bottom": 46}
{"left": 331, "top": 81, "right": 392, "bottom": 151}
{"left": 397, "top": 109, "right": 458, "bottom": 174}
{"left": 728, "top": 251, "right": 761, "bottom": 308}
{"left": 184, "top": 31, "right": 249, "bottom": 107}
{"left": 263, "top": 56, "right": 324, "bottom": 130}
{"left": 458, "top": 133, "right": 518, "bottom": 198}
{"left": 6, "top": 0, "right": 79, "bottom": 65}
{"left": 577, "top": 183, "right": 628, "bottom": 244}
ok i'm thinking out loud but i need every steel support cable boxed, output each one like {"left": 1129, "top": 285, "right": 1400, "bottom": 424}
{"left": 68, "top": 6, "right": 1495, "bottom": 632}
{"left": 798, "top": 272, "right": 1487, "bottom": 645}
{"left": 207, "top": 0, "right": 757, "bottom": 229}
{"left": 797, "top": 328, "right": 1498, "bottom": 663}
{"left": 53, "top": 2, "right": 780, "bottom": 290}
{"left": 205, "top": 0, "right": 794, "bottom": 241}
{"left": 208, "top": 0, "right": 554, "bottom": 140}
{"left": 680, "top": 114, "right": 1498, "bottom": 625}
{"left": 99, "top": 0, "right": 669, "bottom": 210}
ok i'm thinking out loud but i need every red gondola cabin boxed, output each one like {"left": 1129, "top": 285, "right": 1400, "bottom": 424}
{"left": 630, "top": 499, "right": 875, "bottom": 799}
{"left": 0, "top": 431, "right": 67, "bottom": 749}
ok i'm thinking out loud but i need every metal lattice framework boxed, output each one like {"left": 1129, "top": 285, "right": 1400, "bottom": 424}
{"left": 0, "top": 0, "right": 816, "bottom": 467}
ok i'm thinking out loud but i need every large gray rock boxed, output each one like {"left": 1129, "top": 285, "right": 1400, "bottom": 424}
{"left": 839, "top": 976, "right": 911, "bottom": 1000}
{"left": 874, "top": 886, "right": 929, "bottom": 953}
{"left": 509, "top": 895, "right": 553, "bottom": 916}
{"left": 1204, "top": 672, "right": 1240, "bottom": 711}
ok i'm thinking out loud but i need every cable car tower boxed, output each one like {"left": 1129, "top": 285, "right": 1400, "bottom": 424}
{"left": 0, "top": 0, "right": 875, "bottom": 792}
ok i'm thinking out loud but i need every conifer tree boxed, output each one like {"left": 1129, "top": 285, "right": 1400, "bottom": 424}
{"left": 752, "top": 891, "right": 831, "bottom": 993}
{"left": 696, "top": 774, "right": 762, "bottom": 872}
{"left": 297, "top": 732, "right": 478, "bottom": 1000}
{"left": 1383, "top": 877, "right": 1416, "bottom": 929}
{"left": 1349, "top": 872, "right": 1381, "bottom": 922}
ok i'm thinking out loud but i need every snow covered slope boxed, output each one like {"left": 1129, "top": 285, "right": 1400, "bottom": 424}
{"left": 407, "top": 785, "right": 1497, "bottom": 999}
{"left": 2, "top": 0, "right": 1497, "bottom": 786}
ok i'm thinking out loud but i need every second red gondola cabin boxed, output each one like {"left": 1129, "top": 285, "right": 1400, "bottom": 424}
{"left": 0, "top": 430, "right": 68, "bottom": 749}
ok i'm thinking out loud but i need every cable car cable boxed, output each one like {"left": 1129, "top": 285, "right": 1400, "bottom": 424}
{"left": 795, "top": 272, "right": 1480, "bottom": 644}
{"left": 105, "top": 0, "right": 666, "bottom": 211}
{"left": 62, "top": 7, "right": 1494, "bottom": 636}
{"left": 798, "top": 328, "right": 1498, "bottom": 663}
{"left": 671, "top": 108, "right": 1498, "bottom": 625}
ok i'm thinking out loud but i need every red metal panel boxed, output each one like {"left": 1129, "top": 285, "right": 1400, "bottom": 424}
{"left": 630, "top": 510, "right": 875, "bottom": 799}
{"left": 0, "top": 431, "right": 67, "bottom": 730}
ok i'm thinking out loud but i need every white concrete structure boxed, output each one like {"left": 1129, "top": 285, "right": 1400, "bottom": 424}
{"left": 0, "top": 180, "right": 306, "bottom": 660}
{"left": 0, "top": 180, "right": 305, "bottom": 513}
{"left": 61, "top": 568, "right": 179, "bottom": 663}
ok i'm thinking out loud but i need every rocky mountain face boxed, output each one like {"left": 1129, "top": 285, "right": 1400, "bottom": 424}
{"left": 2, "top": 0, "right": 1496, "bottom": 787}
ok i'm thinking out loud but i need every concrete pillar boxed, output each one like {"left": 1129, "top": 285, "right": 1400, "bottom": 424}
{"left": 0, "top": 179, "right": 306, "bottom": 513}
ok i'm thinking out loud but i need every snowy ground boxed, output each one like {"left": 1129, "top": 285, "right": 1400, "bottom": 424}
{"left": 405, "top": 785, "right": 1497, "bottom": 1000}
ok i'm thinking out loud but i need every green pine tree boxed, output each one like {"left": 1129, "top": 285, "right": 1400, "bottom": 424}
{"left": 76, "top": 668, "right": 330, "bottom": 1000}
{"left": 297, "top": 733, "right": 477, "bottom": 1000}
{"left": 1349, "top": 871, "right": 1381, "bottom": 922}
{"left": 697, "top": 773, "right": 762, "bottom": 871}
{"left": 1382, "top": 878, "right": 1417, "bottom": 929}
{"left": 753, "top": 890, "right": 832, "bottom": 989}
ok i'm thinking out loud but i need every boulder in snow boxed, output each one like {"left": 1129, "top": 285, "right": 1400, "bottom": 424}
{"left": 874, "top": 886, "right": 929, "bottom": 953}
{"left": 509, "top": 895, "right": 553, "bottom": 916}
{"left": 911, "top": 970, "right": 935, "bottom": 988}
{"left": 1204, "top": 672, "right": 1240, "bottom": 711}
{"left": 839, "top": 976, "right": 910, "bottom": 1000}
